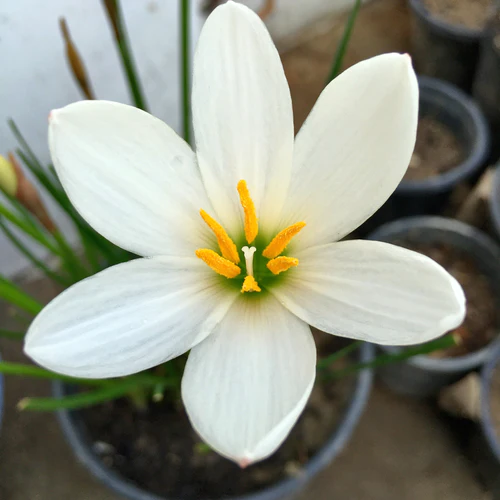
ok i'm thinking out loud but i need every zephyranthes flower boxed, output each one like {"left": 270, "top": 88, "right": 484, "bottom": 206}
{"left": 25, "top": 1, "right": 465, "bottom": 465}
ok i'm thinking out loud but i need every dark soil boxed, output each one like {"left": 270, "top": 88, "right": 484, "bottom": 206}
{"left": 396, "top": 241, "right": 498, "bottom": 357}
{"left": 422, "top": 0, "right": 492, "bottom": 30}
{"left": 405, "top": 117, "right": 465, "bottom": 181}
{"left": 80, "top": 337, "right": 355, "bottom": 500}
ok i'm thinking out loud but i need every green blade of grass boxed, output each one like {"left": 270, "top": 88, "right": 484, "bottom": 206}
{"left": 0, "top": 218, "right": 70, "bottom": 286}
{"left": 325, "top": 0, "right": 362, "bottom": 83}
{"left": 0, "top": 329, "right": 25, "bottom": 341}
{"left": 323, "top": 334, "right": 457, "bottom": 380}
{"left": 0, "top": 277, "right": 43, "bottom": 315}
{"left": 317, "top": 340, "right": 362, "bottom": 370}
{"left": 102, "top": 0, "right": 148, "bottom": 111}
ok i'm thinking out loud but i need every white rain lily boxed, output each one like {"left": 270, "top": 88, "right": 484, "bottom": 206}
{"left": 24, "top": 1, "right": 465, "bottom": 466}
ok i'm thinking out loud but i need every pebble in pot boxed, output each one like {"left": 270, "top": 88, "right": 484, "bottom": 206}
{"left": 369, "top": 216, "right": 500, "bottom": 397}
{"left": 408, "top": 0, "right": 492, "bottom": 91}
{"left": 360, "top": 76, "right": 490, "bottom": 234}
{"left": 53, "top": 343, "right": 374, "bottom": 500}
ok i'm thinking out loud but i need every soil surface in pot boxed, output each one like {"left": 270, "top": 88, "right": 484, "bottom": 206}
{"left": 396, "top": 241, "right": 498, "bottom": 357}
{"left": 404, "top": 117, "right": 465, "bottom": 181}
{"left": 422, "top": 0, "right": 491, "bottom": 31}
{"left": 81, "top": 337, "right": 355, "bottom": 500}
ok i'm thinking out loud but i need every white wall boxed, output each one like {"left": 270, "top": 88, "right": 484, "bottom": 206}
{"left": 0, "top": 0, "right": 359, "bottom": 277}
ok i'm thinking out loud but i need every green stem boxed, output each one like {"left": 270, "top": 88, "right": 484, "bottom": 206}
{"left": 181, "top": 0, "right": 191, "bottom": 144}
{"left": 324, "top": 334, "right": 457, "bottom": 380}
{"left": 102, "top": 0, "right": 148, "bottom": 111}
{"left": 0, "top": 218, "right": 70, "bottom": 286}
{"left": 0, "top": 330, "right": 25, "bottom": 341}
{"left": 325, "top": 0, "right": 362, "bottom": 83}
{"left": 0, "top": 277, "right": 43, "bottom": 315}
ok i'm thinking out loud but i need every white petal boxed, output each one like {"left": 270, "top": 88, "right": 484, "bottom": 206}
{"left": 271, "top": 241, "right": 465, "bottom": 345}
{"left": 49, "top": 101, "right": 213, "bottom": 257}
{"left": 25, "top": 257, "right": 237, "bottom": 378}
{"left": 192, "top": 2, "right": 294, "bottom": 236}
{"left": 280, "top": 54, "right": 419, "bottom": 250}
{"left": 181, "top": 294, "right": 316, "bottom": 465}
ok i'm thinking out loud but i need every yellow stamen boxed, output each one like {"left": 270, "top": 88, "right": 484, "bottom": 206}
{"left": 199, "top": 209, "right": 240, "bottom": 264}
{"left": 262, "top": 222, "right": 306, "bottom": 259}
{"left": 237, "top": 180, "right": 258, "bottom": 244}
{"left": 195, "top": 249, "right": 241, "bottom": 278}
{"left": 267, "top": 256, "right": 299, "bottom": 275}
{"left": 241, "top": 275, "right": 261, "bottom": 293}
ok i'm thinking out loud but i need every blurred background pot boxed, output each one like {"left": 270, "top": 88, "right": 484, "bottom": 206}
{"left": 478, "top": 342, "right": 500, "bottom": 493}
{"left": 408, "top": 0, "right": 488, "bottom": 91}
{"left": 488, "top": 164, "right": 500, "bottom": 241}
{"left": 0, "top": 353, "right": 3, "bottom": 431}
{"left": 52, "top": 343, "right": 375, "bottom": 500}
{"left": 359, "top": 77, "right": 490, "bottom": 235}
{"left": 369, "top": 216, "right": 500, "bottom": 398}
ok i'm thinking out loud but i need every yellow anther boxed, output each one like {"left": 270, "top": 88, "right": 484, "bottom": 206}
{"left": 241, "top": 275, "right": 261, "bottom": 293}
{"left": 237, "top": 180, "right": 258, "bottom": 244}
{"left": 195, "top": 249, "right": 241, "bottom": 279}
{"left": 267, "top": 256, "right": 299, "bottom": 275}
{"left": 262, "top": 222, "right": 306, "bottom": 259}
{"left": 199, "top": 209, "right": 240, "bottom": 264}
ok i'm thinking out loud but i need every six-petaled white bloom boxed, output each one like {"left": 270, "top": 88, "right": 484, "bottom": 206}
{"left": 24, "top": 1, "right": 465, "bottom": 466}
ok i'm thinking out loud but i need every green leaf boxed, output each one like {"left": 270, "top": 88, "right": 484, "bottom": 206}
{"left": 18, "top": 382, "right": 137, "bottom": 411}
{"left": 325, "top": 0, "right": 362, "bottom": 83}
{"left": 0, "top": 218, "right": 70, "bottom": 286}
{"left": 316, "top": 340, "right": 362, "bottom": 370}
{"left": 0, "top": 277, "right": 43, "bottom": 315}
{"left": 0, "top": 329, "right": 25, "bottom": 341}
{"left": 102, "top": 0, "right": 148, "bottom": 111}
{"left": 324, "top": 334, "right": 457, "bottom": 380}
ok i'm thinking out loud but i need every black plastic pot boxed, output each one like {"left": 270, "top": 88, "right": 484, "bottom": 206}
{"left": 53, "top": 343, "right": 374, "bottom": 500}
{"left": 479, "top": 342, "right": 500, "bottom": 493}
{"left": 472, "top": 6, "right": 500, "bottom": 162}
{"left": 489, "top": 165, "right": 500, "bottom": 240}
{"left": 359, "top": 77, "right": 490, "bottom": 235}
{"left": 369, "top": 216, "right": 500, "bottom": 397}
{"left": 408, "top": 0, "right": 486, "bottom": 91}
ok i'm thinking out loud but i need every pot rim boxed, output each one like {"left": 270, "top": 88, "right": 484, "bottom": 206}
{"left": 480, "top": 342, "right": 500, "bottom": 462}
{"left": 53, "top": 342, "right": 375, "bottom": 500}
{"left": 369, "top": 216, "right": 500, "bottom": 372}
{"left": 396, "top": 76, "right": 490, "bottom": 195}
{"left": 408, "top": 0, "right": 484, "bottom": 40}
{"left": 489, "top": 166, "right": 500, "bottom": 240}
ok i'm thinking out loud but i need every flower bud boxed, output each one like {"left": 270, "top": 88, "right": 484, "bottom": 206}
{"left": 0, "top": 154, "right": 18, "bottom": 197}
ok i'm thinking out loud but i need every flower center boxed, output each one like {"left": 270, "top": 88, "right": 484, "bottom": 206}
{"left": 195, "top": 180, "right": 305, "bottom": 293}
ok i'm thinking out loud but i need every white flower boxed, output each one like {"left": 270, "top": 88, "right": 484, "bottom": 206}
{"left": 24, "top": 1, "right": 465, "bottom": 466}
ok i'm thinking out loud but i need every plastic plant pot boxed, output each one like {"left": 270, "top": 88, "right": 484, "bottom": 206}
{"left": 359, "top": 77, "right": 490, "bottom": 235}
{"left": 479, "top": 342, "right": 500, "bottom": 493}
{"left": 408, "top": 0, "right": 485, "bottom": 91}
{"left": 369, "top": 216, "right": 500, "bottom": 398}
{"left": 53, "top": 342, "right": 374, "bottom": 500}
{"left": 472, "top": 6, "right": 500, "bottom": 162}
